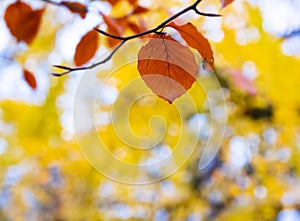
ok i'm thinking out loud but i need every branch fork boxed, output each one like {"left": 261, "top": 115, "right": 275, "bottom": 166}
{"left": 51, "top": 0, "right": 221, "bottom": 77}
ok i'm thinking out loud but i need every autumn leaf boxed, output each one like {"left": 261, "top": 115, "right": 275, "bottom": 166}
{"left": 4, "top": 1, "right": 44, "bottom": 44}
{"left": 101, "top": 13, "right": 123, "bottom": 47}
{"left": 23, "top": 69, "right": 37, "bottom": 90}
{"left": 74, "top": 30, "right": 99, "bottom": 66}
{"left": 167, "top": 22, "right": 214, "bottom": 69}
{"left": 114, "top": 16, "right": 128, "bottom": 29}
{"left": 137, "top": 34, "right": 198, "bottom": 103}
{"left": 61, "top": 1, "right": 87, "bottom": 19}
{"left": 132, "top": 6, "right": 149, "bottom": 14}
{"left": 115, "top": 15, "right": 147, "bottom": 35}
{"left": 221, "top": 0, "right": 235, "bottom": 8}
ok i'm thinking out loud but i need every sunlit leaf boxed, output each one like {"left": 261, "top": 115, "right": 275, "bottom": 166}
{"left": 221, "top": 0, "right": 235, "bottom": 8}
{"left": 74, "top": 30, "right": 99, "bottom": 66}
{"left": 4, "top": 1, "right": 44, "bottom": 44}
{"left": 137, "top": 34, "right": 198, "bottom": 103}
{"left": 167, "top": 22, "right": 214, "bottom": 69}
{"left": 101, "top": 13, "right": 123, "bottom": 47}
{"left": 23, "top": 69, "right": 37, "bottom": 90}
{"left": 61, "top": 1, "right": 87, "bottom": 19}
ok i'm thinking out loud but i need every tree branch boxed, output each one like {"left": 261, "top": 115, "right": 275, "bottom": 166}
{"left": 94, "top": 1, "right": 220, "bottom": 41}
{"left": 51, "top": 0, "right": 221, "bottom": 77}
{"left": 194, "top": 8, "right": 221, "bottom": 17}
{"left": 52, "top": 40, "right": 125, "bottom": 77}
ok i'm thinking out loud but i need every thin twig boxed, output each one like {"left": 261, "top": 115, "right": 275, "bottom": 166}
{"left": 94, "top": 0, "right": 220, "bottom": 41}
{"left": 194, "top": 8, "right": 221, "bottom": 17}
{"left": 52, "top": 41, "right": 125, "bottom": 77}
{"left": 50, "top": 0, "right": 221, "bottom": 76}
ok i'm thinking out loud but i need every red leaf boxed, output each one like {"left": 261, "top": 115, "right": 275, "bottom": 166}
{"left": 115, "top": 15, "right": 147, "bottom": 35}
{"left": 221, "top": 0, "right": 235, "bottom": 8}
{"left": 167, "top": 22, "right": 214, "bottom": 69}
{"left": 137, "top": 34, "right": 198, "bottom": 103}
{"left": 228, "top": 69, "right": 257, "bottom": 96}
{"left": 101, "top": 13, "right": 123, "bottom": 47}
{"left": 23, "top": 69, "right": 37, "bottom": 90}
{"left": 115, "top": 16, "right": 129, "bottom": 28}
{"left": 74, "top": 30, "right": 99, "bottom": 66}
{"left": 61, "top": 1, "right": 87, "bottom": 19}
{"left": 132, "top": 6, "right": 149, "bottom": 14}
{"left": 4, "top": 1, "right": 44, "bottom": 44}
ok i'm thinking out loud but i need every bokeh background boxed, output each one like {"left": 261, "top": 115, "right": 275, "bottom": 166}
{"left": 1, "top": 0, "right": 300, "bottom": 220}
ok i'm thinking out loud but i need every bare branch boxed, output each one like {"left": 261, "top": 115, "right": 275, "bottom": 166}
{"left": 93, "top": 6, "right": 195, "bottom": 41}
{"left": 48, "top": 0, "right": 221, "bottom": 76}
{"left": 52, "top": 40, "right": 125, "bottom": 77}
{"left": 53, "top": 65, "right": 73, "bottom": 70}
{"left": 94, "top": 0, "right": 213, "bottom": 41}
{"left": 194, "top": 8, "right": 221, "bottom": 17}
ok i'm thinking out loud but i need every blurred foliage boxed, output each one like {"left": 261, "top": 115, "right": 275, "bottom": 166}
{"left": 1, "top": 0, "right": 300, "bottom": 220}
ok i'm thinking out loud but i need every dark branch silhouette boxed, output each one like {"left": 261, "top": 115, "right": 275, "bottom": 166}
{"left": 52, "top": 41, "right": 125, "bottom": 76}
{"left": 49, "top": 0, "right": 221, "bottom": 77}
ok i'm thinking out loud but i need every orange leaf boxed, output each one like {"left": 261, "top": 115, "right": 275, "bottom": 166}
{"left": 221, "top": 0, "right": 235, "bottom": 8}
{"left": 4, "top": 1, "right": 44, "bottom": 44}
{"left": 61, "top": 1, "right": 87, "bottom": 19}
{"left": 115, "top": 16, "right": 129, "bottom": 28}
{"left": 167, "top": 22, "right": 214, "bottom": 69}
{"left": 132, "top": 6, "right": 149, "bottom": 14}
{"left": 115, "top": 15, "right": 147, "bottom": 35}
{"left": 102, "top": 13, "right": 123, "bottom": 47}
{"left": 74, "top": 30, "right": 99, "bottom": 66}
{"left": 137, "top": 34, "right": 198, "bottom": 103}
{"left": 23, "top": 69, "right": 37, "bottom": 90}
